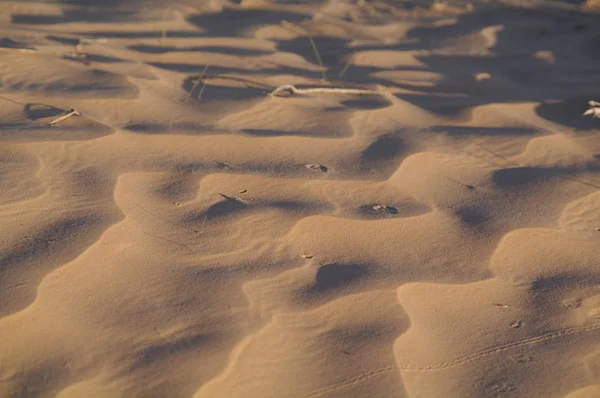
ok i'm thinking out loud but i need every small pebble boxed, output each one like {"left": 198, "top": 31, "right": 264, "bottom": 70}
{"left": 510, "top": 321, "right": 523, "bottom": 329}
{"left": 239, "top": 189, "right": 248, "bottom": 194}
{"left": 301, "top": 254, "right": 314, "bottom": 259}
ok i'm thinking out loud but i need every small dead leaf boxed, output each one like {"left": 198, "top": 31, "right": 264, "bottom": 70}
{"left": 305, "top": 164, "right": 328, "bottom": 172}
{"left": 585, "top": 100, "right": 600, "bottom": 118}
{"left": 373, "top": 204, "right": 398, "bottom": 214}
{"left": 213, "top": 161, "right": 231, "bottom": 170}
{"left": 510, "top": 321, "right": 523, "bottom": 329}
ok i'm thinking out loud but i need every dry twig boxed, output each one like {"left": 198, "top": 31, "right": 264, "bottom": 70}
{"left": 271, "top": 84, "right": 379, "bottom": 97}
{"left": 49, "top": 109, "right": 80, "bottom": 126}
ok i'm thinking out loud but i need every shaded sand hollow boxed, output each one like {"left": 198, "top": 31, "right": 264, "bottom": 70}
{"left": 1, "top": 0, "right": 600, "bottom": 397}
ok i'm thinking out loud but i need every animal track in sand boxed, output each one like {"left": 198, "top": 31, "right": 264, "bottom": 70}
{"left": 403, "top": 322, "right": 600, "bottom": 373}
{"left": 306, "top": 226, "right": 600, "bottom": 396}
{"left": 305, "top": 321, "right": 600, "bottom": 397}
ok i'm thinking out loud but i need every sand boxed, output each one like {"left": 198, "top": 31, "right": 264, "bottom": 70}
{"left": 0, "top": 0, "right": 599, "bottom": 397}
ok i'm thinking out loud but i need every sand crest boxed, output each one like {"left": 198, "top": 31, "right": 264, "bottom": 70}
{"left": 0, "top": 0, "right": 599, "bottom": 397}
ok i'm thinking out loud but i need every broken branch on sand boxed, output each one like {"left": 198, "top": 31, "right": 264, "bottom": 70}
{"left": 49, "top": 109, "right": 80, "bottom": 126}
{"left": 271, "top": 84, "right": 380, "bottom": 97}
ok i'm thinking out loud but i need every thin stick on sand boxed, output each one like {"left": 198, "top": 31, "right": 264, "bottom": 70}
{"left": 281, "top": 21, "right": 327, "bottom": 81}
{"left": 49, "top": 109, "right": 80, "bottom": 126}
{"left": 271, "top": 84, "right": 379, "bottom": 97}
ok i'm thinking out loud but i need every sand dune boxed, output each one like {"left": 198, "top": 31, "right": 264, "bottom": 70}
{"left": 1, "top": 0, "right": 599, "bottom": 397}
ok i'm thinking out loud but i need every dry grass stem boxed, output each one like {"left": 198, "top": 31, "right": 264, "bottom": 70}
{"left": 339, "top": 54, "right": 354, "bottom": 77}
{"left": 185, "top": 65, "right": 210, "bottom": 102}
{"left": 307, "top": 36, "right": 327, "bottom": 81}
{"left": 281, "top": 21, "right": 327, "bottom": 81}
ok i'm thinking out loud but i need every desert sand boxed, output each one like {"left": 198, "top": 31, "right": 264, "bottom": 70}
{"left": 1, "top": 0, "right": 600, "bottom": 397}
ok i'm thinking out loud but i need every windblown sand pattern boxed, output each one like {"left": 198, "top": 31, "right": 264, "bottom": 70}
{"left": 1, "top": 0, "right": 599, "bottom": 397}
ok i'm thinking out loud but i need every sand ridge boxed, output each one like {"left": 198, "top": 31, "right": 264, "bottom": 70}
{"left": 0, "top": 0, "right": 599, "bottom": 397}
